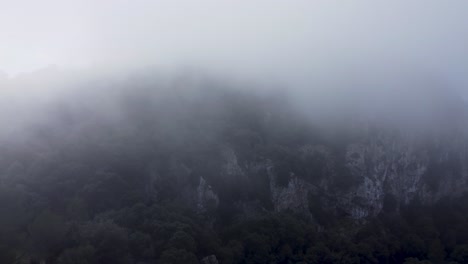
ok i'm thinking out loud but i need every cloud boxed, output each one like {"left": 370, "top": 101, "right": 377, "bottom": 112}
{"left": 0, "top": 1, "right": 467, "bottom": 87}
{"left": 1, "top": 1, "right": 467, "bottom": 138}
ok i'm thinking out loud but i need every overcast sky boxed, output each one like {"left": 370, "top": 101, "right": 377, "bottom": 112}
{"left": 1, "top": 1, "right": 468, "bottom": 139}
{"left": 1, "top": 1, "right": 467, "bottom": 81}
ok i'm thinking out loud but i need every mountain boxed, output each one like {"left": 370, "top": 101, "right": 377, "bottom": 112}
{"left": 1, "top": 76, "right": 468, "bottom": 263}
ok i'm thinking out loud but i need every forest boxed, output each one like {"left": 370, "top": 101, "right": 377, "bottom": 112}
{"left": 1, "top": 77, "right": 468, "bottom": 264}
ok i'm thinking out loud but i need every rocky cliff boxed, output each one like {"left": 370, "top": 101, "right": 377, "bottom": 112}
{"left": 186, "top": 121, "right": 468, "bottom": 222}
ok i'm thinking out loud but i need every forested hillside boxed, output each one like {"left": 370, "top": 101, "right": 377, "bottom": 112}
{"left": 1, "top": 77, "right": 468, "bottom": 264}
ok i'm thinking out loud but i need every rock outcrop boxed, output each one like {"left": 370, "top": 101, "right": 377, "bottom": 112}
{"left": 201, "top": 255, "right": 219, "bottom": 264}
{"left": 197, "top": 177, "right": 219, "bottom": 214}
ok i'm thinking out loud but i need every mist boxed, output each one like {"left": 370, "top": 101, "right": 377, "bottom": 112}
{"left": 2, "top": 2, "right": 468, "bottom": 263}
{"left": 2, "top": 1, "right": 468, "bottom": 80}
{"left": 1, "top": 1, "right": 468, "bottom": 125}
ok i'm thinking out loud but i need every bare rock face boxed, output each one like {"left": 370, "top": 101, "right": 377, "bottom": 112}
{"left": 260, "top": 126, "right": 468, "bottom": 221}
{"left": 197, "top": 177, "right": 219, "bottom": 214}
{"left": 328, "top": 128, "right": 468, "bottom": 220}
{"left": 269, "top": 170, "right": 309, "bottom": 213}
{"left": 160, "top": 126, "right": 468, "bottom": 222}
{"left": 201, "top": 255, "right": 219, "bottom": 264}
{"left": 221, "top": 147, "right": 245, "bottom": 177}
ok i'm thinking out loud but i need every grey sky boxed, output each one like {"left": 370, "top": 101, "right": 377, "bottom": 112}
{"left": 1, "top": 0, "right": 467, "bottom": 85}
{"left": 1, "top": 1, "right": 468, "bottom": 142}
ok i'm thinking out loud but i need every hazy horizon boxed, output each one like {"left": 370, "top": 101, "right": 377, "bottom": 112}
{"left": 1, "top": 1, "right": 468, "bottom": 91}
{"left": 3, "top": 2, "right": 468, "bottom": 263}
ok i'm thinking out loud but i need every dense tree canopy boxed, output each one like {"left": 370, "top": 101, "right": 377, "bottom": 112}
{"left": 1, "top": 83, "right": 468, "bottom": 263}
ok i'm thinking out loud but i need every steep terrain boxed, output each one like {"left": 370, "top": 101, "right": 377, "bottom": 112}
{"left": 1, "top": 78, "right": 468, "bottom": 263}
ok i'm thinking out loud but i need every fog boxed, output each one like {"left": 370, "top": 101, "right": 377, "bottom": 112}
{"left": 1, "top": 1, "right": 468, "bottom": 137}
{"left": 2, "top": 1, "right": 468, "bottom": 77}
{"left": 4, "top": 3, "right": 468, "bottom": 262}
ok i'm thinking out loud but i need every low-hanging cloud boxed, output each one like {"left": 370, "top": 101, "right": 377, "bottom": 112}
{"left": 1, "top": 0, "right": 468, "bottom": 140}
{"left": 1, "top": 1, "right": 467, "bottom": 85}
